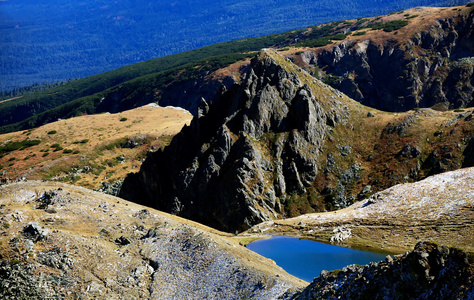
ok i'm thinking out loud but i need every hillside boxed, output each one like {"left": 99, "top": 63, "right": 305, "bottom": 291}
{"left": 245, "top": 166, "right": 474, "bottom": 254}
{"left": 119, "top": 48, "right": 474, "bottom": 232}
{"left": 0, "top": 104, "right": 192, "bottom": 189}
{"left": 1, "top": 4, "right": 473, "bottom": 134}
{"left": 0, "top": 180, "right": 306, "bottom": 299}
{"left": 0, "top": 176, "right": 472, "bottom": 299}
{"left": 285, "top": 5, "right": 474, "bottom": 111}
{"left": 1, "top": 0, "right": 468, "bottom": 91}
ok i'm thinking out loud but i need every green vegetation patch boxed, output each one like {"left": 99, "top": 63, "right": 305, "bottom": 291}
{"left": 368, "top": 20, "right": 409, "bottom": 32}
{"left": 98, "top": 138, "right": 128, "bottom": 151}
{"left": 50, "top": 143, "right": 64, "bottom": 152}
{"left": 352, "top": 31, "right": 367, "bottom": 36}
{"left": 0, "top": 139, "right": 41, "bottom": 156}
{"left": 73, "top": 139, "right": 89, "bottom": 144}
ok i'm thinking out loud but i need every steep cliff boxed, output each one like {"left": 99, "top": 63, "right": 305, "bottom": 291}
{"left": 301, "top": 6, "right": 474, "bottom": 111}
{"left": 120, "top": 47, "right": 474, "bottom": 233}
{"left": 119, "top": 49, "right": 350, "bottom": 232}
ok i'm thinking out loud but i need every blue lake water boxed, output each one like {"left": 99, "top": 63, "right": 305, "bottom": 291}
{"left": 246, "top": 236, "right": 387, "bottom": 282}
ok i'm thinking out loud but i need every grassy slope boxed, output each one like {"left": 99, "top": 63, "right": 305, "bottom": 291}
{"left": 0, "top": 180, "right": 306, "bottom": 298}
{"left": 0, "top": 104, "right": 192, "bottom": 189}
{"left": 244, "top": 166, "right": 474, "bottom": 255}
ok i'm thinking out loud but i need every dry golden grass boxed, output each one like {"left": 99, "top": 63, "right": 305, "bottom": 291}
{"left": 0, "top": 180, "right": 307, "bottom": 298}
{"left": 0, "top": 104, "right": 192, "bottom": 188}
{"left": 245, "top": 166, "right": 474, "bottom": 255}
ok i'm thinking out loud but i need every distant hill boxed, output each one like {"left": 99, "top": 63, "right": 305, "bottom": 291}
{"left": 0, "top": 4, "right": 472, "bottom": 135}
{"left": 0, "top": 0, "right": 469, "bottom": 91}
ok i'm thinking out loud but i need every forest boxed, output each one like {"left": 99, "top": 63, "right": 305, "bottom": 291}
{"left": 0, "top": 0, "right": 469, "bottom": 91}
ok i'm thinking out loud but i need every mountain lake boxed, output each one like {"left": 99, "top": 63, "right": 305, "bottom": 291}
{"left": 247, "top": 235, "right": 388, "bottom": 282}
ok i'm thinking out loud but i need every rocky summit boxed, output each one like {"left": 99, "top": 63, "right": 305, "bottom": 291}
{"left": 0, "top": 181, "right": 306, "bottom": 299}
{"left": 119, "top": 48, "right": 350, "bottom": 232}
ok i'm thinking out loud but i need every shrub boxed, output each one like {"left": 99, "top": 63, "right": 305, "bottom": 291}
{"left": 120, "top": 117, "right": 128, "bottom": 122}
{"left": 51, "top": 143, "right": 63, "bottom": 151}
{"left": 368, "top": 20, "right": 409, "bottom": 32}
{"left": 47, "top": 130, "right": 57, "bottom": 134}
{"left": 0, "top": 139, "right": 41, "bottom": 155}
{"left": 352, "top": 31, "right": 366, "bottom": 36}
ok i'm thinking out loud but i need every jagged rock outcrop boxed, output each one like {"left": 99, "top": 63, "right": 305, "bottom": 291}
{"left": 295, "top": 242, "right": 474, "bottom": 300}
{"left": 119, "top": 49, "right": 348, "bottom": 232}
{"left": 310, "top": 8, "right": 474, "bottom": 111}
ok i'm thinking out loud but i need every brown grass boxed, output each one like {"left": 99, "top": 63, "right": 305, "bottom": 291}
{"left": 0, "top": 104, "right": 192, "bottom": 188}
{"left": 279, "top": 5, "right": 474, "bottom": 58}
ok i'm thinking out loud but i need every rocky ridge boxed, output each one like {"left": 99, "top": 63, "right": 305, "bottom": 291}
{"left": 298, "top": 6, "right": 474, "bottom": 111}
{"left": 119, "top": 48, "right": 351, "bottom": 232}
{"left": 0, "top": 181, "right": 306, "bottom": 299}
{"left": 120, "top": 46, "right": 474, "bottom": 233}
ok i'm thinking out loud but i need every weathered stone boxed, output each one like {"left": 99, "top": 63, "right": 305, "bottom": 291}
{"left": 119, "top": 49, "right": 347, "bottom": 232}
{"left": 115, "top": 236, "right": 131, "bottom": 246}
{"left": 397, "top": 144, "right": 421, "bottom": 158}
{"left": 23, "top": 223, "right": 48, "bottom": 242}
{"left": 463, "top": 136, "right": 474, "bottom": 168}
{"left": 313, "top": 12, "right": 474, "bottom": 111}
{"left": 295, "top": 242, "right": 474, "bottom": 299}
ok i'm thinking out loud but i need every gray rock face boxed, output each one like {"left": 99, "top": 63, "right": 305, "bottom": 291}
{"left": 119, "top": 49, "right": 347, "bottom": 232}
{"left": 22, "top": 223, "right": 48, "bottom": 242}
{"left": 315, "top": 12, "right": 474, "bottom": 111}
{"left": 463, "top": 136, "right": 474, "bottom": 168}
{"left": 295, "top": 242, "right": 474, "bottom": 300}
